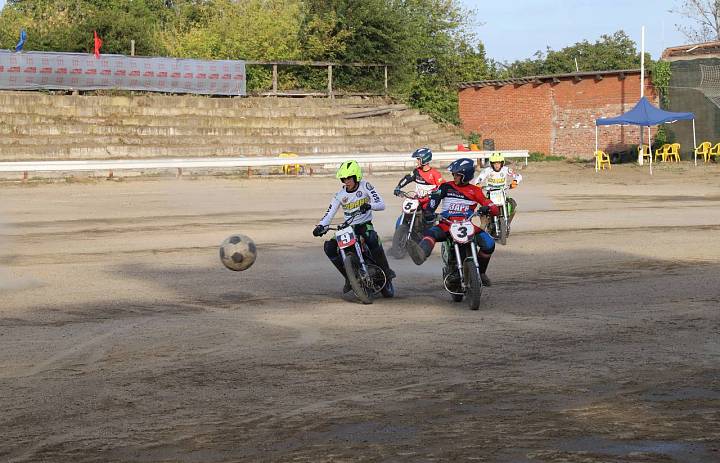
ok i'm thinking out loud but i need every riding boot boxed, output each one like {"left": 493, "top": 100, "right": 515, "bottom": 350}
{"left": 408, "top": 236, "right": 435, "bottom": 266}
{"left": 477, "top": 251, "right": 492, "bottom": 286}
{"left": 370, "top": 246, "right": 396, "bottom": 280}
{"left": 329, "top": 255, "right": 352, "bottom": 293}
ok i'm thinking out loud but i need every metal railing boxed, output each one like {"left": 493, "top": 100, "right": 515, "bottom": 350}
{"left": 245, "top": 60, "right": 389, "bottom": 97}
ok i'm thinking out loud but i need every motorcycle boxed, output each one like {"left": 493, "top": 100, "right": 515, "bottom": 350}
{"left": 320, "top": 210, "right": 392, "bottom": 304}
{"left": 438, "top": 210, "right": 485, "bottom": 310}
{"left": 485, "top": 186, "right": 512, "bottom": 246}
{"left": 390, "top": 190, "right": 426, "bottom": 259}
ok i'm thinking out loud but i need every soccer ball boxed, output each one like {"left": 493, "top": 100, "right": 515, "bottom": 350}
{"left": 219, "top": 234, "right": 257, "bottom": 271}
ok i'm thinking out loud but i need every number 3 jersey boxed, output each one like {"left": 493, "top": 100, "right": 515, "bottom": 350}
{"left": 428, "top": 182, "right": 498, "bottom": 217}
{"left": 318, "top": 180, "right": 386, "bottom": 227}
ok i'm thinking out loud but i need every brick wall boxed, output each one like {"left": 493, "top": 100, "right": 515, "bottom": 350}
{"left": 459, "top": 73, "right": 658, "bottom": 158}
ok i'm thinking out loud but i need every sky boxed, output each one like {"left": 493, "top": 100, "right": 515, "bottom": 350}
{"left": 460, "top": 0, "right": 697, "bottom": 62}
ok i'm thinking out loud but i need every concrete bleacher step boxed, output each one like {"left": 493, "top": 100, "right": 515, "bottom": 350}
{"left": 0, "top": 123, "right": 413, "bottom": 138}
{"left": 0, "top": 133, "right": 425, "bottom": 147}
{"left": 1, "top": 142, "right": 433, "bottom": 160}
{"left": 0, "top": 92, "right": 391, "bottom": 109}
{"left": 1, "top": 113, "right": 408, "bottom": 129}
{"left": 0, "top": 104, "right": 412, "bottom": 119}
{"left": 0, "top": 92, "right": 464, "bottom": 161}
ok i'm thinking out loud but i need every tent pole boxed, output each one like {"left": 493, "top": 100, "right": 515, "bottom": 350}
{"left": 648, "top": 125, "right": 653, "bottom": 176}
{"left": 640, "top": 26, "right": 645, "bottom": 98}
{"left": 692, "top": 118, "right": 697, "bottom": 166}
{"left": 595, "top": 125, "right": 599, "bottom": 172}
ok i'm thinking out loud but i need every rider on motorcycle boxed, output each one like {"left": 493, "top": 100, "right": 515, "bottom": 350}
{"left": 312, "top": 160, "right": 396, "bottom": 294}
{"left": 407, "top": 158, "right": 498, "bottom": 286}
{"left": 389, "top": 148, "right": 445, "bottom": 255}
{"left": 473, "top": 152, "right": 522, "bottom": 224}
{"left": 393, "top": 147, "right": 445, "bottom": 199}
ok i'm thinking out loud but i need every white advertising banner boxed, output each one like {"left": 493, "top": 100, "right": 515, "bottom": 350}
{"left": 0, "top": 51, "right": 246, "bottom": 95}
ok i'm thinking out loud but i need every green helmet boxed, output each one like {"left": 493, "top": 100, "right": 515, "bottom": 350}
{"left": 336, "top": 160, "right": 363, "bottom": 181}
{"left": 489, "top": 152, "right": 505, "bottom": 163}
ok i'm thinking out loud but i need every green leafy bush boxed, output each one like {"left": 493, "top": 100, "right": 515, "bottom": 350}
{"left": 529, "top": 152, "right": 565, "bottom": 162}
{"left": 467, "top": 132, "right": 481, "bottom": 146}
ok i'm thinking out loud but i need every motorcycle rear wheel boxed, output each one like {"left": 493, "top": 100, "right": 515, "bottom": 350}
{"left": 343, "top": 253, "right": 373, "bottom": 304}
{"left": 463, "top": 260, "right": 482, "bottom": 310}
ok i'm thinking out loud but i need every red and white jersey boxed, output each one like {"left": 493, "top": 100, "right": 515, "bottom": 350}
{"left": 397, "top": 167, "right": 444, "bottom": 197}
{"left": 318, "top": 180, "right": 385, "bottom": 227}
{"left": 473, "top": 166, "right": 522, "bottom": 190}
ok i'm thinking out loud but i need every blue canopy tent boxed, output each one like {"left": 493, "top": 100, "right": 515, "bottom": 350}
{"left": 595, "top": 97, "right": 697, "bottom": 171}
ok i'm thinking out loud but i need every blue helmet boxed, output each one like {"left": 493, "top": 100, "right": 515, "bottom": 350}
{"left": 447, "top": 158, "right": 475, "bottom": 184}
{"left": 411, "top": 147, "right": 433, "bottom": 165}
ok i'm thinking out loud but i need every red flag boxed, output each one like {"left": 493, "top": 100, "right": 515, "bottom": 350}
{"left": 93, "top": 31, "right": 103, "bottom": 59}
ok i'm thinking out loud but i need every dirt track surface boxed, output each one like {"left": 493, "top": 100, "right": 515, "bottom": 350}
{"left": 1, "top": 162, "right": 720, "bottom": 462}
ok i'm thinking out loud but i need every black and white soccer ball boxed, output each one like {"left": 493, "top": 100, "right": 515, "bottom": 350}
{"left": 219, "top": 234, "right": 257, "bottom": 271}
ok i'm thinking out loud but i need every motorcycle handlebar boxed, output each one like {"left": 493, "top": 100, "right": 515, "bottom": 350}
{"left": 396, "top": 190, "right": 420, "bottom": 199}
{"left": 321, "top": 210, "right": 363, "bottom": 234}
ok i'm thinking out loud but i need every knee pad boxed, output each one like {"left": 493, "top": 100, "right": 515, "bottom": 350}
{"left": 364, "top": 229, "right": 380, "bottom": 250}
{"left": 425, "top": 226, "right": 444, "bottom": 241}
{"left": 323, "top": 239, "right": 339, "bottom": 259}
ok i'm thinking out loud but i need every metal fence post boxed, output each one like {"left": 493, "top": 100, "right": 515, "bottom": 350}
{"left": 272, "top": 64, "right": 278, "bottom": 95}
{"left": 384, "top": 66, "right": 388, "bottom": 95}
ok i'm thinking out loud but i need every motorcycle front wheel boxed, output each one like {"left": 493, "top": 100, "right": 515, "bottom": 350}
{"left": 498, "top": 217, "right": 508, "bottom": 246}
{"left": 463, "top": 260, "right": 482, "bottom": 310}
{"left": 343, "top": 253, "right": 373, "bottom": 304}
{"left": 391, "top": 223, "right": 410, "bottom": 259}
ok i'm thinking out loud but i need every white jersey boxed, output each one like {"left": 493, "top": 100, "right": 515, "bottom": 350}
{"left": 473, "top": 166, "right": 522, "bottom": 190}
{"left": 318, "top": 179, "right": 385, "bottom": 227}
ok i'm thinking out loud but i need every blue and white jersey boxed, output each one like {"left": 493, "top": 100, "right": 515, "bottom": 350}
{"left": 318, "top": 180, "right": 385, "bottom": 227}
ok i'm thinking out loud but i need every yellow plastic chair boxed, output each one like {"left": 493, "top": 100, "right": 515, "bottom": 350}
{"left": 638, "top": 144, "right": 651, "bottom": 163}
{"left": 695, "top": 141, "right": 712, "bottom": 162}
{"left": 594, "top": 150, "right": 611, "bottom": 170}
{"left": 654, "top": 144, "right": 670, "bottom": 162}
{"left": 666, "top": 143, "right": 681, "bottom": 162}
{"left": 709, "top": 143, "right": 720, "bottom": 162}
{"left": 279, "top": 152, "right": 303, "bottom": 175}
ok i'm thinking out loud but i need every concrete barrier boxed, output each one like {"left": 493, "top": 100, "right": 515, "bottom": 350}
{"left": 0, "top": 151, "right": 529, "bottom": 175}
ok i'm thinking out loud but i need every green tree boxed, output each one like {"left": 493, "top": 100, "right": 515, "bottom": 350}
{"left": 499, "top": 30, "right": 642, "bottom": 78}
{"left": 2, "top": 0, "right": 171, "bottom": 54}
{"left": 300, "top": 0, "right": 493, "bottom": 122}
{"left": 159, "top": 0, "right": 303, "bottom": 60}
{"left": 0, "top": 0, "right": 492, "bottom": 124}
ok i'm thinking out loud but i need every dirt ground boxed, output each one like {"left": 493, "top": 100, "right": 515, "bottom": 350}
{"left": 1, "top": 161, "right": 719, "bottom": 463}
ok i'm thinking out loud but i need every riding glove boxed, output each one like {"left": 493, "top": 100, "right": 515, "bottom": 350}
{"left": 359, "top": 203, "right": 372, "bottom": 213}
{"left": 312, "top": 225, "right": 325, "bottom": 237}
